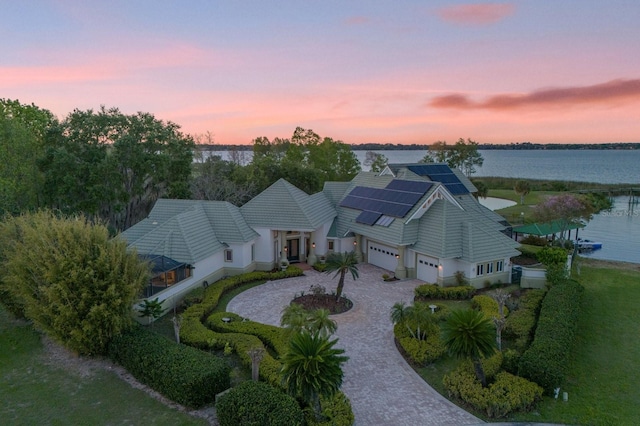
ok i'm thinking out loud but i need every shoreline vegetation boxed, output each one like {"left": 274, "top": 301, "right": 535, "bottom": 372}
{"left": 195, "top": 142, "right": 640, "bottom": 151}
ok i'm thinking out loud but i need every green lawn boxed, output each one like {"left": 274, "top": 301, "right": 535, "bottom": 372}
{"left": 510, "top": 261, "right": 640, "bottom": 425}
{"left": 0, "top": 307, "right": 207, "bottom": 426}
{"left": 488, "top": 189, "right": 562, "bottom": 225}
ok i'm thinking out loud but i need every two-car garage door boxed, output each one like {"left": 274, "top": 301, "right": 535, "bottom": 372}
{"left": 417, "top": 254, "right": 439, "bottom": 284}
{"left": 367, "top": 241, "right": 398, "bottom": 272}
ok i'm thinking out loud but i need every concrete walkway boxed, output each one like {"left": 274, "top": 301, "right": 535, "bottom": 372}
{"left": 227, "top": 264, "right": 482, "bottom": 426}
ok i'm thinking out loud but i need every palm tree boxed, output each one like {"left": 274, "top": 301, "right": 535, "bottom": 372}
{"left": 325, "top": 251, "right": 359, "bottom": 301}
{"left": 442, "top": 309, "right": 496, "bottom": 387}
{"left": 308, "top": 308, "right": 337, "bottom": 337}
{"left": 514, "top": 180, "right": 531, "bottom": 205}
{"left": 390, "top": 301, "right": 416, "bottom": 339}
{"left": 280, "top": 331, "right": 349, "bottom": 421}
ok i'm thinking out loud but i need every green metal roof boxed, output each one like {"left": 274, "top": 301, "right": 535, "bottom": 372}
{"left": 512, "top": 220, "right": 585, "bottom": 236}
{"left": 240, "top": 178, "right": 336, "bottom": 230}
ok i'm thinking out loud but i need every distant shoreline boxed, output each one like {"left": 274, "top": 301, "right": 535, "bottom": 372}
{"left": 195, "top": 142, "right": 640, "bottom": 151}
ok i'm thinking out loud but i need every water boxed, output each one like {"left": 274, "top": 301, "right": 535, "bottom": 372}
{"left": 354, "top": 149, "right": 640, "bottom": 184}
{"left": 576, "top": 196, "right": 640, "bottom": 264}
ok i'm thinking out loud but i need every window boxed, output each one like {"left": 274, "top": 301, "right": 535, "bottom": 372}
{"left": 224, "top": 249, "right": 233, "bottom": 262}
{"left": 496, "top": 260, "right": 504, "bottom": 272}
{"left": 487, "top": 262, "right": 493, "bottom": 274}
{"left": 251, "top": 244, "right": 255, "bottom": 261}
{"left": 328, "top": 241, "right": 334, "bottom": 251}
{"left": 476, "top": 264, "right": 484, "bottom": 276}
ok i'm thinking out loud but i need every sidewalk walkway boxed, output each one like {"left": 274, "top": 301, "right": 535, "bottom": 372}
{"left": 227, "top": 264, "right": 482, "bottom": 426}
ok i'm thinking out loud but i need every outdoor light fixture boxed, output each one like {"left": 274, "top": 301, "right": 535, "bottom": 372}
{"left": 353, "top": 240, "right": 357, "bottom": 246}
{"left": 284, "top": 247, "right": 287, "bottom": 252}
{"left": 312, "top": 242, "right": 315, "bottom": 248}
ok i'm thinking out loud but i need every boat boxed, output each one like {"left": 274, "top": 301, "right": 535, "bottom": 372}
{"left": 575, "top": 238, "right": 603, "bottom": 250}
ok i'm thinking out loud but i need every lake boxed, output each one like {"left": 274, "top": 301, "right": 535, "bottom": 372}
{"left": 206, "top": 148, "right": 640, "bottom": 263}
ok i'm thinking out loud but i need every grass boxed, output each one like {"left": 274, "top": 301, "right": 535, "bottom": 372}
{"left": 487, "top": 189, "right": 562, "bottom": 225}
{"left": 0, "top": 306, "right": 207, "bottom": 426}
{"left": 509, "top": 261, "right": 640, "bottom": 425}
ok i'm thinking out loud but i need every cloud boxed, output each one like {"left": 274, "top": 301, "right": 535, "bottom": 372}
{"left": 436, "top": 3, "right": 515, "bottom": 25}
{"left": 430, "top": 79, "right": 640, "bottom": 110}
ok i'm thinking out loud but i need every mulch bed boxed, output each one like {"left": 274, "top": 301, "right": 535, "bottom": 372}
{"left": 292, "top": 294, "right": 353, "bottom": 315}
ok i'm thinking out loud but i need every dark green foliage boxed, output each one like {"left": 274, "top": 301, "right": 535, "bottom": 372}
{"left": 108, "top": 326, "right": 230, "bottom": 408}
{"left": 472, "top": 295, "right": 509, "bottom": 320}
{"left": 537, "top": 246, "right": 568, "bottom": 266}
{"left": 0, "top": 211, "right": 148, "bottom": 355}
{"left": 315, "top": 392, "right": 355, "bottom": 426}
{"left": 504, "top": 289, "right": 546, "bottom": 352}
{"left": 519, "top": 280, "right": 583, "bottom": 393}
{"left": 394, "top": 323, "right": 446, "bottom": 365}
{"left": 207, "top": 311, "right": 289, "bottom": 356}
{"left": 281, "top": 332, "right": 349, "bottom": 420}
{"left": 216, "top": 381, "right": 304, "bottom": 426}
{"left": 443, "top": 367, "right": 543, "bottom": 418}
{"left": 442, "top": 309, "right": 497, "bottom": 386}
{"left": 414, "top": 283, "right": 476, "bottom": 301}
{"left": 520, "top": 235, "right": 548, "bottom": 246}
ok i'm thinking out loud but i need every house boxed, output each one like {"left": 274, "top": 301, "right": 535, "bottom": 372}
{"left": 121, "top": 163, "right": 520, "bottom": 306}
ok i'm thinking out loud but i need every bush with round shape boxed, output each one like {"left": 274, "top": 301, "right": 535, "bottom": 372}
{"left": 216, "top": 381, "right": 304, "bottom": 426}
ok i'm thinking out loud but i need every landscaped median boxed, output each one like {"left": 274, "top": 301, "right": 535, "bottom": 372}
{"left": 178, "top": 266, "right": 354, "bottom": 426}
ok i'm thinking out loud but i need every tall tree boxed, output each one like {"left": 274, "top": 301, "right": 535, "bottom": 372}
{"left": 442, "top": 309, "right": 496, "bottom": 386}
{"left": 280, "top": 331, "right": 348, "bottom": 421}
{"left": 325, "top": 251, "right": 359, "bottom": 301}
{"left": 0, "top": 99, "right": 56, "bottom": 214}
{"left": 514, "top": 180, "right": 531, "bottom": 205}
{"left": 533, "top": 193, "right": 594, "bottom": 246}
{"left": 40, "top": 107, "right": 194, "bottom": 230}
{"left": 363, "top": 151, "right": 389, "bottom": 172}
{"left": 420, "top": 138, "right": 484, "bottom": 177}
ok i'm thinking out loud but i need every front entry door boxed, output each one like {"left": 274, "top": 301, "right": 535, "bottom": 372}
{"left": 287, "top": 239, "right": 300, "bottom": 262}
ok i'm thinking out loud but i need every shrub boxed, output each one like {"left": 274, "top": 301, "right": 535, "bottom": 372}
{"left": 108, "top": 326, "right": 230, "bottom": 408}
{"left": 520, "top": 235, "right": 548, "bottom": 246}
{"left": 313, "top": 262, "right": 328, "bottom": 272}
{"left": 414, "top": 284, "right": 476, "bottom": 301}
{"left": 444, "top": 362, "right": 543, "bottom": 418}
{"left": 216, "top": 381, "right": 304, "bottom": 426}
{"left": 207, "top": 312, "right": 289, "bottom": 356}
{"left": 537, "top": 246, "right": 568, "bottom": 266}
{"left": 314, "top": 392, "right": 355, "bottom": 426}
{"left": 472, "top": 295, "right": 509, "bottom": 320}
{"left": 397, "top": 333, "right": 446, "bottom": 365}
{"left": 519, "top": 280, "right": 583, "bottom": 393}
{"left": 0, "top": 211, "right": 147, "bottom": 355}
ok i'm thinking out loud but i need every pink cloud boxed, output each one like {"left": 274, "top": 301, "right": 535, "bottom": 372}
{"left": 430, "top": 79, "right": 640, "bottom": 110}
{"left": 436, "top": 3, "right": 515, "bottom": 25}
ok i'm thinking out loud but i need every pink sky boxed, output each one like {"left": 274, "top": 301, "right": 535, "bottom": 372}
{"left": 2, "top": 1, "right": 639, "bottom": 144}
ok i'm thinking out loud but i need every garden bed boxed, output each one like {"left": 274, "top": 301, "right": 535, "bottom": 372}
{"left": 292, "top": 294, "right": 353, "bottom": 315}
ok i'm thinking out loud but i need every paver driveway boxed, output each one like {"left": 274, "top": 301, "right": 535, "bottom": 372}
{"left": 227, "top": 264, "right": 482, "bottom": 426}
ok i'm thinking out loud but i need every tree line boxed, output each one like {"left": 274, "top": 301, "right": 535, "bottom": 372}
{"left": 2, "top": 99, "right": 487, "bottom": 232}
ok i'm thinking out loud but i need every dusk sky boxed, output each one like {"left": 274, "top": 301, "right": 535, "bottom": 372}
{"left": 3, "top": 1, "right": 640, "bottom": 145}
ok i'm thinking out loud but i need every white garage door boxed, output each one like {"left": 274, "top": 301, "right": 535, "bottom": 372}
{"left": 417, "top": 254, "right": 439, "bottom": 283}
{"left": 367, "top": 241, "right": 398, "bottom": 272}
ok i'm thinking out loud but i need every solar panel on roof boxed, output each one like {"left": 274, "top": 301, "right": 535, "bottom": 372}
{"left": 386, "top": 179, "right": 433, "bottom": 194}
{"left": 446, "top": 183, "right": 469, "bottom": 195}
{"left": 356, "top": 211, "right": 381, "bottom": 225}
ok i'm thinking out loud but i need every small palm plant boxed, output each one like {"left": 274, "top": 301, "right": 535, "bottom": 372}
{"left": 280, "top": 331, "right": 349, "bottom": 421}
{"left": 138, "top": 297, "right": 165, "bottom": 327}
{"left": 325, "top": 251, "right": 359, "bottom": 301}
{"left": 442, "top": 309, "right": 496, "bottom": 386}
{"left": 390, "top": 301, "right": 435, "bottom": 340}
{"left": 281, "top": 304, "right": 337, "bottom": 338}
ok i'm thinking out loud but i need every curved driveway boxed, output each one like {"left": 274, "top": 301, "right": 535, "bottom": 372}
{"left": 227, "top": 264, "right": 482, "bottom": 426}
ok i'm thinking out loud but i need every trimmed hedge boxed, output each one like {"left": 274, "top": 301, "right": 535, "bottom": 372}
{"left": 518, "top": 280, "right": 583, "bottom": 393}
{"left": 206, "top": 311, "right": 289, "bottom": 356}
{"left": 394, "top": 323, "right": 446, "bottom": 365}
{"left": 504, "top": 289, "right": 545, "bottom": 352}
{"left": 216, "top": 381, "right": 304, "bottom": 426}
{"left": 444, "top": 369, "right": 543, "bottom": 418}
{"left": 414, "top": 284, "right": 476, "bottom": 301}
{"left": 108, "top": 326, "right": 230, "bottom": 408}
{"left": 472, "top": 295, "right": 509, "bottom": 320}
{"left": 314, "top": 392, "right": 355, "bottom": 426}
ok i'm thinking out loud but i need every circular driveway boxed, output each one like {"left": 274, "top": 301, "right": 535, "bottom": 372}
{"left": 227, "top": 264, "right": 482, "bottom": 426}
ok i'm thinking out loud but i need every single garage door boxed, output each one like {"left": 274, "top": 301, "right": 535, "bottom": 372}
{"left": 367, "top": 241, "right": 398, "bottom": 272}
{"left": 417, "top": 254, "right": 438, "bottom": 283}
